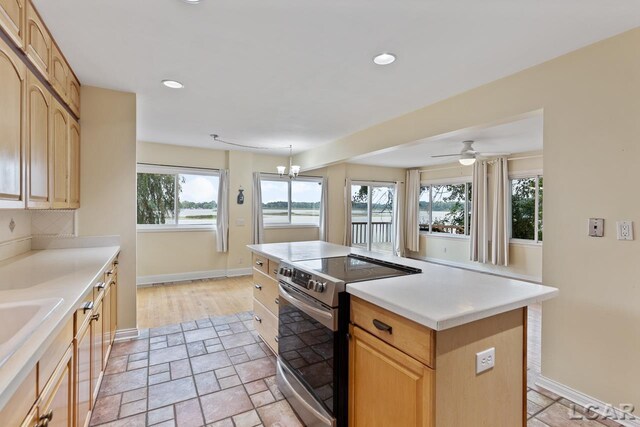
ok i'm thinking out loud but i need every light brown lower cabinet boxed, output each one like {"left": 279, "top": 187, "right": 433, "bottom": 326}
{"left": 0, "top": 257, "right": 119, "bottom": 427}
{"left": 349, "top": 325, "right": 434, "bottom": 427}
{"left": 251, "top": 252, "right": 280, "bottom": 355}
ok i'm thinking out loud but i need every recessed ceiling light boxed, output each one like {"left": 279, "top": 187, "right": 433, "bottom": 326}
{"left": 373, "top": 53, "right": 396, "bottom": 66}
{"left": 182, "top": 0, "right": 201, "bottom": 4}
{"left": 162, "top": 80, "right": 184, "bottom": 89}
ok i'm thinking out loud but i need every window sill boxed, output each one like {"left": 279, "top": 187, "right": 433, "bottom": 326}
{"left": 420, "top": 232, "right": 470, "bottom": 240}
{"left": 137, "top": 226, "right": 216, "bottom": 233}
{"left": 265, "top": 224, "right": 320, "bottom": 229}
{"left": 509, "top": 239, "right": 543, "bottom": 247}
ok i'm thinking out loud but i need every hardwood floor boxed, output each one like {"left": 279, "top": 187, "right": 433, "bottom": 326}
{"left": 137, "top": 276, "right": 254, "bottom": 330}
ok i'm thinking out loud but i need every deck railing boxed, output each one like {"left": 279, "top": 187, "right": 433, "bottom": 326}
{"left": 351, "top": 222, "right": 392, "bottom": 245}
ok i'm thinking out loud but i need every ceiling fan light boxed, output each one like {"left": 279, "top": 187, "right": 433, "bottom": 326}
{"left": 459, "top": 157, "right": 476, "bottom": 166}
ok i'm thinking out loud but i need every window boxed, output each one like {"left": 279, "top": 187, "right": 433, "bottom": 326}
{"left": 137, "top": 165, "right": 219, "bottom": 229}
{"left": 510, "top": 175, "right": 543, "bottom": 242}
{"left": 351, "top": 183, "right": 395, "bottom": 253}
{"left": 419, "top": 182, "right": 472, "bottom": 235}
{"left": 261, "top": 176, "right": 323, "bottom": 226}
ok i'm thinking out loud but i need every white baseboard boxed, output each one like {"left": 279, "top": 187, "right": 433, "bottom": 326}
{"left": 114, "top": 328, "right": 139, "bottom": 342}
{"left": 536, "top": 376, "right": 640, "bottom": 427}
{"left": 413, "top": 255, "right": 542, "bottom": 284}
{"left": 137, "top": 268, "right": 252, "bottom": 286}
{"left": 227, "top": 268, "right": 252, "bottom": 277}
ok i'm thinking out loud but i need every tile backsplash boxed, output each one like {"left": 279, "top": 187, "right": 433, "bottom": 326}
{"left": 31, "top": 210, "right": 76, "bottom": 237}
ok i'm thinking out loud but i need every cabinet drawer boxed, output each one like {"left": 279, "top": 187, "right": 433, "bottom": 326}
{"left": 253, "top": 270, "right": 279, "bottom": 316}
{"left": 38, "top": 316, "right": 72, "bottom": 394}
{"left": 268, "top": 259, "right": 279, "bottom": 280}
{"left": 253, "top": 299, "right": 278, "bottom": 354}
{"left": 74, "top": 289, "right": 94, "bottom": 336}
{"left": 252, "top": 253, "right": 269, "bottom": 275}
{"left": 350, "top": 296, "right": 435, "bottom": 368}
{"left": 104, "top": 261, "right": 118, "bottom": 285}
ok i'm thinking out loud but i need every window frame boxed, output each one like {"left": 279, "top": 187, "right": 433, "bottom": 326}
{"left": 508, "top": 170, "right": 543, "bottom": 245}
{"left": 136, "top": 164, "right": 220, "bottom": 232}
{"left": 419, "top": 177, "right": 472, "bottom": 238}
{"left": 260, "top": 174, "right": 324, "bottom": 228}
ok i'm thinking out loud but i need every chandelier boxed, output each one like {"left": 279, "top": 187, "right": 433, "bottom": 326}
{"left": 277, "top": 145, "right": 300, "bottom": 179}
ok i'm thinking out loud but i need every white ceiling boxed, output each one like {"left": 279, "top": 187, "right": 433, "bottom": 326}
{"left": 34, "top": 0, "right": 640, "bottom": 156}
{"left": 349, "top": 114, "right": 543, "bottom": 168}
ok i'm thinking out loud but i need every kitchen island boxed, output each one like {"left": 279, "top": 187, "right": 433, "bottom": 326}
{"left": 248, "top": 241, "right": 557, "bottom": 427}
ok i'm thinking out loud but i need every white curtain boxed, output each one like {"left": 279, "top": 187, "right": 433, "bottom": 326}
{"left": 343, "top": 178, "right": 352, "bottom": 246}
{"left": 393, "top": 181, "right": 405, "bottom": 257}
{"left": 251, "top": 172, "right": 264, "bottom": 244}
{"left": 216, "top": 169, "right": 229, "bottom": 252}
{"left": 491, "top": 158, "right": 509, "bottom": 266}
{"left": 405, "top": 170, "right": 420, "bottom": 253}
{"left": 470, "top": 161, "right": 489, "bottom": 263}
{"left": 318, "top": 177, "right": 329, "bottom": 241}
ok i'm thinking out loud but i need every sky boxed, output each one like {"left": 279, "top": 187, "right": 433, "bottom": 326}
{"left": 261, "top": 180, "right": 322, "bottom": 203}
{"left": 180, "top": 174, "right": 218, "bottom": 203}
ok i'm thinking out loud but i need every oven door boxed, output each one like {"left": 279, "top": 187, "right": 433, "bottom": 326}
{"left": 278, "top": 281, "right": 338, "bottom": 427}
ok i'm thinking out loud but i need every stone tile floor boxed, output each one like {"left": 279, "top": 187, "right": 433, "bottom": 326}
{"left": 91, "top": 310, "right": 625, "bottom": 427}
{"left": 90, "top": 312, "right": 303, "bottom": 427}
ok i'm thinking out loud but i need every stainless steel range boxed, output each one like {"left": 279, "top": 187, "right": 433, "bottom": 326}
{"left": 276, "top": 254, "right": 422, "bottom": 427}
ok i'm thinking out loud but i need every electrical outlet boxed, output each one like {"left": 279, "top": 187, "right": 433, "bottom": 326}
{"left": 588, "top": 218, "right": 604, "bottom": 237}
{"left": 616, "top": 221, "right": 634, "bottom": 241}
{"left": 476, "top": 347, "right": 495, "bottom": 374}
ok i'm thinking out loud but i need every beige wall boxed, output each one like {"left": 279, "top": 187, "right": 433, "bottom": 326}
{"left": 296, "top": 29, "right": 640, "bottom": 412}
{"left": 78, "top": 87, "right": 137, "bottom": 331}
{"left": 412, "top": 153, "right": 543, "bottom": 281}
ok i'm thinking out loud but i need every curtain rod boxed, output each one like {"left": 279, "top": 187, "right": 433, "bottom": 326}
{"left": 417, "top": 154, "right": 541, "bottom": 173}
{"left": 348, "top": 179, "right": 404, "bottom": 185}
{"left": 137, "top": 162, "right": 220, "bottom": 171}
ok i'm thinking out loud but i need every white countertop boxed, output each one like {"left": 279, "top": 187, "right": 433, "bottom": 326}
{"left": 0, "top": 246, "right": 120, "bottom": 410}
{"left": 248, "top": 241, "right": 558, "bottom": 331}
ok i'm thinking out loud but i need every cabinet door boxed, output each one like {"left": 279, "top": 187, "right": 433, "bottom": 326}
{"left": 0, "top": 36, "right": 26, "bottom": 209}
{"left": 51, "top": 99, "right": 69, "bottom": 208}
{"left": 102, "top": 285, "right": 111, "bottom": 369}
{"left": 110, "top": 280, "right": 117, "bottom": 344}
{"left": 39, "top": 347, "right": 73, "bottom": 427}
{"left": 68, "top": 117, "right": 80, "bottom": 208}
{"left": 25, "top": 0, "right": 50, "bottom": 79}
{"left": 26, "top": 71, "right": 51, "bottom": 208}
{"left": 91, "top": 300, "right": 103, "bottom": 404}
{"left": 50, "top": 42, "right": 68, "bottom": 102}
{"left": 68, "top": 74, "right": 80, "bottom": 118}
{"left": 349, "top": 325, "right": 434, "bottom": 427}
{"left": 0, "top": 0, "right": 25, "bottom": 48}
{"left": 75, "top": 319, "right": 91, "bottom": 427}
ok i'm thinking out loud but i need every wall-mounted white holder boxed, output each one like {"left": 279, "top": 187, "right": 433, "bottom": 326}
{"left": 616, "top": 221, "right": 634, "bottom": 240}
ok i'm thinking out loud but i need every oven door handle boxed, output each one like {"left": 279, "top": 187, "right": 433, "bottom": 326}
{"left": 278, "top": 284, "right": 334, "bottom": 324}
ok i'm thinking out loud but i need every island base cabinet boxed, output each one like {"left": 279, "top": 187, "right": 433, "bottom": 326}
{"left": 75, "top": 317, "right": 92, "bottom": 427}
{"left": 348, "top": 325, "right": 434, "bottom": 427}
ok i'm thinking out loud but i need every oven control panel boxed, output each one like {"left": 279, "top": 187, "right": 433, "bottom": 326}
{"left": 277, "top": 261, "right": 343, "bottom": 307}
{"left": 291, "top": 269, "right": 312, "bottom": 288}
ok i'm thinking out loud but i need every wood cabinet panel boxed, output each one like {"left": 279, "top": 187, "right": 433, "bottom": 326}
{"left": 253, "top": 299, "right": 278, "bottom": 354}
{"left": 90, "top": 298, "right": 103, "bottom": 403}
{"left": 0, "top": 36, "right": 26, "bottom": 208}
{"left": 268, "top": 259, "right": 279, "bottom": 280}
{"left": 252, "top": 253, "right": 269, "bottom": 275}
{"left": 68, "top": 73, "right": 80, "bottom": 117}
{"left": 38, "top": 317, "right": 72, "bottom": 395}
{"left": 75, "top": 318, "right": 91, "bottom": 427}
{"left": 25, "top": 0, "right": 50, "bottom": 79}
{"left": 68, "top": 116, "right": 80, "bottom": 207}
{"left": 110, "top": 279, "right": 117, "bottom": 344}
{"left": 51, "top": 98, "right": 68, "bottom": 208}
{"left": 349, "top": 325, "right": 434, "bottom": 427}
{"left": 50, "top": 42, "right": 68, "bottom": 101}
{"left": 351, "top": 296, "right": 435, "bottom": 368}
{"left": 0, "top": 364, "right": 36, "bottom": 426}
{"left": 26, "top": 71, "right": 51, "bottom": 208}
{"left": 253, "top": 270, "right": 279, "bottom": 316}
{"left": 39, "top": 346, "right": 73, "bottom": 427}
{"left": 102, "top": 284, "right": 111, "bottom": 369}
{"left": 0, "top": 0, "right": 25, "bottom": 48}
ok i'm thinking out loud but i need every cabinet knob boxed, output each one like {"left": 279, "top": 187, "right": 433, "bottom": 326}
{"left": 372, "top": 319, "right": 393, "bottom": 334}
{"left": 254, "top": 284, "right": 262, "bottom": 290}
{"left": 274, "top": 298, "right": 279, "bottom": 305}
{"left": 254, "top": 316, "right": 262, "bottom": 323}
{"left": 95, "top": 282, "right": 106, "bottom": 290}
{"left": 82, "top": 301, "right": 94, "bottom": 314}
{"left": 91, "top": 313, "right": 100, "bottom": 322}
{"left": 36, "top": 410, "right": 53, "bottom": 427}
{"left": 255, "top": 260, "right": 264, "bottom": 266}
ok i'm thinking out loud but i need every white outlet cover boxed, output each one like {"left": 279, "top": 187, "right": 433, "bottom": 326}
{"left": 616, "top": 221, "right": 634, "bottom": 241}
{"left": 476, "top": 347, "right": 495, "bottom": 374}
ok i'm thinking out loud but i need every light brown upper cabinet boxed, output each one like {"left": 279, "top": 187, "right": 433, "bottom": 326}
{"left": 68, "top": 116, "right": 80, "bottom": 208}
{"left": 50, "top": 41, "right": 68, "bottom": 102}
{"left": 0, "top": 36, "right": 26, "bottom": 209}
{"left": 0, "top": 0, "right": 25, "bottom": 48}
{"left": 25, "top": 0, "right": 50, "bottom": 79}
{"left": 26, "top": 71, "right": 51, "bottom": 208}
{"left": 51, "top": 97, "right": 69, "bottom": 208}
{"left": 68, "top": 73, "right": 80, "bottom": 117}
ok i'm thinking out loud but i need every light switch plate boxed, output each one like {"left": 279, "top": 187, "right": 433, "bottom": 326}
{"left": 588, "top": 218, "right": 604, "bottom": 237}
{"left": 476, "top": 347, "right": 495, "bottom": 374}
{"left": 235, "top": 218, "right": 245, "bottom": 226}
{"left": 616, "top": 221, "right": 634, "bottom": 240}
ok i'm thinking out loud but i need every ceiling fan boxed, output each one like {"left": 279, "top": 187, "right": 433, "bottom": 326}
{"left": 431, "top": 140, "right": 510, "bottom": 165}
